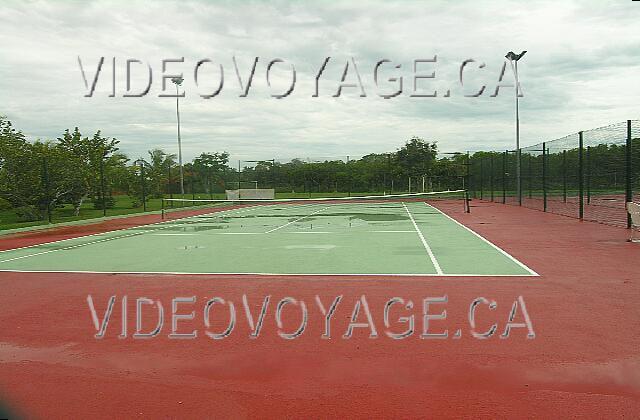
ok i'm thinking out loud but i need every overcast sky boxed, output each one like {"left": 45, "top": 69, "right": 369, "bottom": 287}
{"left": 1, "top": 0, "right": 639, "bottom": 163}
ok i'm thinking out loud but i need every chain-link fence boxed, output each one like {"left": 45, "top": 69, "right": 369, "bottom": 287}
{"left": 469, "top": 120, "right": 639, "bottom": 228}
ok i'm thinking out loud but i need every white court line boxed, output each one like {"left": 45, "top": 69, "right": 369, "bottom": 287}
{"left": 0, "top": 204, "right": 264, "bottom": 262}
{"left": 0, "top": 229, "right": 155, "bottom": 263}
{"left": 0, "top": 269, "right": 537, "bottom": 277}
{"left": 402, "top": 203, "right": 444, "bottom": 275}
{"left": 372, "top": 230, "right": 413, "bottom": 233}
{"left": 289, "top": 231, "right": 331, "bottom": 234}
{"left": 151, "top": 233, "right": 201, "bottom": 236}
{"left": 264, "top": 205, "right": 330, "bottom": 234}
{"left": 424, "top": 202, "right": 539, "bottom": 276}
{"left": 215, "top": 232, "right": 263, "bottom": 235}
{"left": 0, "top": 202, "right": 326, "bottom": 264}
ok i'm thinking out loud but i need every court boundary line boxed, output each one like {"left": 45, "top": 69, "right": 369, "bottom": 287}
{"left": 0, "top": 269, "right": 537, "bottom": 277}
{"left": 402, "top": 202, "right": 444, "bottom": 275}
{"left": 0, "top": 204, "right": 263, "bottom": 257}
{"left": 425, "top": 202, "right": 540, "bottom": 277}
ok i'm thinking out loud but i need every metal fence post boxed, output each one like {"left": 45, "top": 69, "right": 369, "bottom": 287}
{"left": 562, "top": 150, "right": 567, "bottom": 203}
{"left": 479, "top": 157, "right": 484, "bottom": 200}
{"left": 626, "top": 120, "right": 633, "bottom": 229}
{"left": 518, "top": 148, "right": 522, "bottom": 206}
{"left": 542, "top": 142, "right": 547, "bottom": 212}
{"left": 579, "top": 131, "right": 584, "bottom": 220}
{"left": 465, "top": 150, "right": 476, "bottom": 198}
{"left": 490, "top": 155, "right": 495, "bottom": 202}
{"left": 502, "top": 151, "right": 507, "bottom": 204}
{"left": 586, "top": 146, "right": 591, "bottom": 204}
{"left": 528, "top": 154, "right": 532, "bottom": 199}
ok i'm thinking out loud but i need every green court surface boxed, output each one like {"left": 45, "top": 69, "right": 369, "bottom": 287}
{"left": 0, "top": 201, "right": 537, "bottom": 276}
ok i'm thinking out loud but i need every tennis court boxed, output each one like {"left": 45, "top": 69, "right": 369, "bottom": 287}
{"left": 0, "top": 194, "right": 536, "bottom": 276}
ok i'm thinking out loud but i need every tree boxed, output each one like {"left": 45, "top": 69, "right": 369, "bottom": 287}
{"left": 395, "top": 137, "right": 438, "bottom": 181}
{"left": 56, "top": 128, "right": 121, "bottom": 215}
{"left": 193, "top": 152, "right": 230, "bottom": 194}
{"left": 146, "top": 148, "right": 176, "bottom": 198}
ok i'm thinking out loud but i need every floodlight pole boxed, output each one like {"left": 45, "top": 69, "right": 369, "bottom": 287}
{"left": 515, "top": 60, "right": 521, "bottom": 206}
{"left": 172, "top": 77, "right": 185, "bottom": 197}
{"left": 506, "top": 51, "right": 526, "bottom": 206}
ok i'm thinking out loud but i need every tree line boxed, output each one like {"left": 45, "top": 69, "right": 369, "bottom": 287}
{"left": 1, "top": 116, "right": 468, "bottom": 222}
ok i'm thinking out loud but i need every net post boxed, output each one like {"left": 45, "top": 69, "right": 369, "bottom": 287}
{"left": 161, "top": 198, "right": 165, "bottom": 220}
{"left": 626, "top": 120, "right": 633, "bottom": 229}
{"left": 465, "top": 189, "right": 471, "bottom": 213}
{"left": 578, "top": 131, "right": 584, "bottom": 220}
{"left": 542, "top": 142, "right": 547, "bottom": 212}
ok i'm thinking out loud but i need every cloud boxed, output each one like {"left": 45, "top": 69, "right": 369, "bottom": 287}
{"left": 0, "top": 0, "right": 639, "bottom": 163}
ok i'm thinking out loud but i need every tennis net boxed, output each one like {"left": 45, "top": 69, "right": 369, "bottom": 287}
{"left": 160, "top": 190, "right": 469, "bottom": 221}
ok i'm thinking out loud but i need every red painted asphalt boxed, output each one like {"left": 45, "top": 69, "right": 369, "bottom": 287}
{"left": 0, "top": 200, "right": 638, "bottom": 418}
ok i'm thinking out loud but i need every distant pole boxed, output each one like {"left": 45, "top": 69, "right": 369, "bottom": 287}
{"left": 238, "top": 160, "right": 241, "bottom": 191}
{"left": 100, "top": 154, "right": 107, "bottom": 217}
{"left": 272, "top": 159, "right": 276, "bottom": 194}
{"left": 138, "top": 160, "right": 147, "bottom": 212}
{"left": 171, "top": 77, "right": 185, "bottom": 197}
